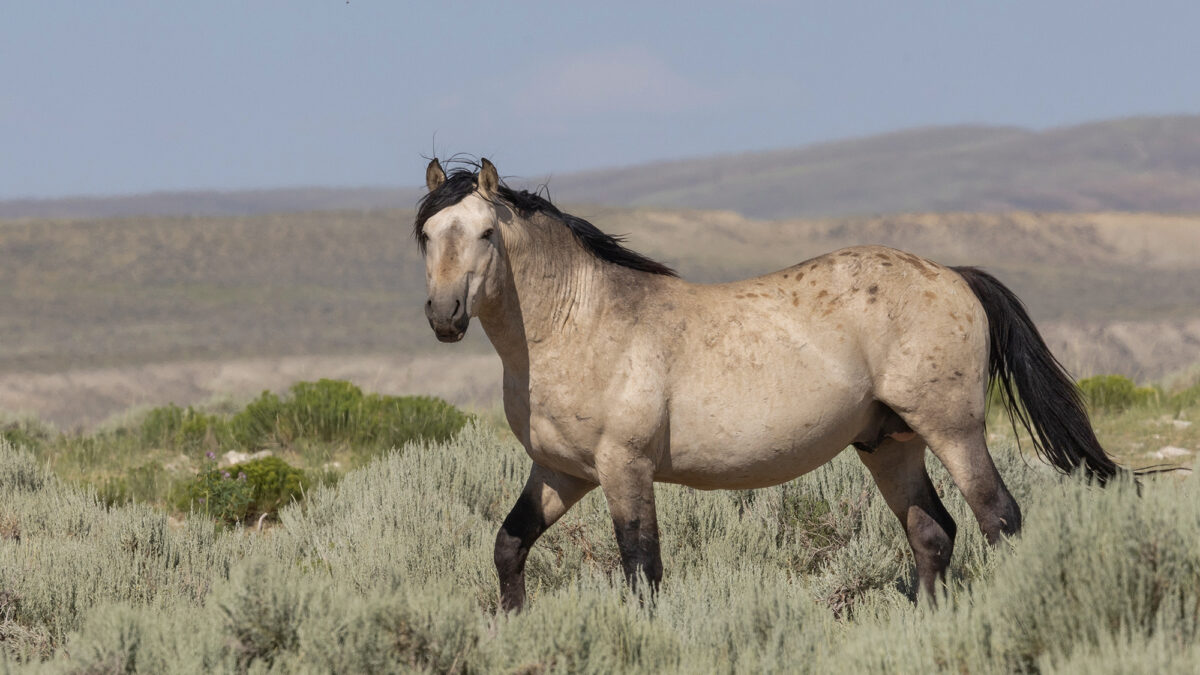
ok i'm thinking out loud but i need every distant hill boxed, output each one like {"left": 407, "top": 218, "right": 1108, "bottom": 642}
{"left": 549, "top": 116, "right": 1200, "bottom": 218}
{"left": 0, "top": 186, "right": 423, "bottom": 221}
{"left": 3, "top": 116, "right": 1200, "bottom": 220}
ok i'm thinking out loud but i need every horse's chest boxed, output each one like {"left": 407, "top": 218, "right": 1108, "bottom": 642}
{"left": 503, "top": 377, "right": 600, "bottom": 480}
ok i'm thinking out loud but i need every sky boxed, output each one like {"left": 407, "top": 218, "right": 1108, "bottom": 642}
{"left": 2, "top": 1, "right": 1198, "bottom": 199}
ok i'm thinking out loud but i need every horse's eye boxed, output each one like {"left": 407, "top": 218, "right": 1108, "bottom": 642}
{"left": 481, "top": 228, "right": 495, "bottom": 240}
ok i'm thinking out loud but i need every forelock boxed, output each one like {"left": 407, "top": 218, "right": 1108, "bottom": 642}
{"left": 414, "top": 168, "right": 480, "bottom": 252}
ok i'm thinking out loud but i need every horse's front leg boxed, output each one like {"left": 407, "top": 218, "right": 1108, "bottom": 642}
{"left": 495, "top": 463, "right": 596, "bottom": 612}
{"left": 596, "top": 449, "right": 663, "bottom": 592}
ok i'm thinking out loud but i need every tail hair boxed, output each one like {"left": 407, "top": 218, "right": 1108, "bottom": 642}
{"left": 953, "top": 266, "right": 1120, "bottom": 484}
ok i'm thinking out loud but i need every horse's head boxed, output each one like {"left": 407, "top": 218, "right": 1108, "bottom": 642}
{"left": 416, "top": 158, "right": 509, "bottom": 343}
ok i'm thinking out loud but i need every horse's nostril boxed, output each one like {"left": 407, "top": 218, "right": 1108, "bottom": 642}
{"left": 453, "top": 299, "right": 462, "bottom": 318}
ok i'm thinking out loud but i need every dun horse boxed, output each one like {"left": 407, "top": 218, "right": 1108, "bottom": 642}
{"left": 415, "top": 158, "right": 1119, "bottom": 611}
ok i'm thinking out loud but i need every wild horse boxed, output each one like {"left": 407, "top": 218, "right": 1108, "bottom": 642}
{"left": 415, "top": 158, "right": 1118, "bottom": 611}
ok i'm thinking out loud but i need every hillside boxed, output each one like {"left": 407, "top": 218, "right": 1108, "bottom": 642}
{"left": 551, "top": 116, "right": 1200, "bottom": 218}
{"left": 4, "top": 116, "right": 1200, "bottom": 221}
{"left": 1, "top": 206, "right": 1198, "bottom": 428}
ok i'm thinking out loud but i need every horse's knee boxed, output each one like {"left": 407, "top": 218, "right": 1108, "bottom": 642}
{"left": 908, "top": 507, "right": 955, "bottom": 570}
{"left": 494, "top": 526, "right": 524, "bottom": 577}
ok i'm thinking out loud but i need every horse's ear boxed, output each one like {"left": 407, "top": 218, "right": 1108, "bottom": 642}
{"left": 478, "top": 158, "right": 499, "bottom": 198}
{"left": 425, "top": 158, "right": 445, "bottom": 192}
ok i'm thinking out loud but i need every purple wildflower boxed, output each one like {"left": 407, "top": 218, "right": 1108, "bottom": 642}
{"left": 205, "top": 451, "right": 216, "bottom": 460}
{"left": 238, "top": 472, "right": 247, "bottom": 481}
{"left": 222, "top": 471, "right": 231, "bottom": 480}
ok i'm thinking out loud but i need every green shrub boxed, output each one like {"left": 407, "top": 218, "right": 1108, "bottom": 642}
{"left": 229, "top": 379, "right": 470, "bottom": 451}
{"left": 283, "top": 378, "right": 366, "bottom": 442}
{"left": 139, "top": 403, "right": 231, "bottom": 451}
{"left": 0, "top": 417, "right": 53, "bottom": 453}
{"left": 229, "top": 390, "right": 285, "bottom": 448}
{"left": 172, "top": 460, "right": 254, "bottom": 525}
{"left": 172, "top": 456, "right": 308, "bottom": 525}
{"left": 359, "top": 391, "right": 473, "bottom": 449}
{"left": 233, "top": 456, "right": 310, "bottom": 520}
{"left": 1077, "top": 374, "right": 1160, "bottom": 412}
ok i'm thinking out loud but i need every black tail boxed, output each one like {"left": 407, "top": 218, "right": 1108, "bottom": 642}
{"left": 953, "top": 267, "right": 1120, "bottom": 484}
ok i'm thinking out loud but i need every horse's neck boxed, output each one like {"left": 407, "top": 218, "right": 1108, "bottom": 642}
{"left": 478, "top": 222, "right": 606, "bottom": 374}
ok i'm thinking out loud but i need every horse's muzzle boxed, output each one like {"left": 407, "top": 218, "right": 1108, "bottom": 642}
{"left": 426, "top": 297, "right": 469, "bottom": 343}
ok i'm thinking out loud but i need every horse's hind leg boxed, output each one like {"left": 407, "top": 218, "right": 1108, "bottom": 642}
{"left": 857, "top": 436, "right": 956, "bottom": 599}
{"left": 883, "top": 389, "right": 1021, "bottom": 543}
{"left": 920, "top": 426, "right": 1021, "bottom": 544}
{"left": 874, "top": 366, "right": 1021, "bottom": 544}
{"left": 495, "top": 463, "right": 596, "bottom": 612}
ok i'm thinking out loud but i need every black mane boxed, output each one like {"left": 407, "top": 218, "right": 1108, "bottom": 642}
{"left": 414, "top": 164, "right": 677, "bottom": 277}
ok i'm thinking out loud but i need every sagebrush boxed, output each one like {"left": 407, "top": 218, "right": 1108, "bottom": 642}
{"left": 1, "top": 422, "right": 1196, "bottom": 673}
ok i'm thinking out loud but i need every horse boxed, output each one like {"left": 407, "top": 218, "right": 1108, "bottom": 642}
{"left": 414, "top": 157, "right": 1120, "bottom": 611}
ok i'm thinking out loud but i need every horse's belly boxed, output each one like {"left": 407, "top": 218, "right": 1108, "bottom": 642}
{"left": 657, "top": 387, "right": 872, "bottom": 490}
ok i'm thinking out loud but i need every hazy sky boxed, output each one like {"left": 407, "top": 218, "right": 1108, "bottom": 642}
{"left": 3, "top": 1, "right": 1197, "bottom": 199}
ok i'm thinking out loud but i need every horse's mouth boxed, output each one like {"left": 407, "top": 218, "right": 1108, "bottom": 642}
{"left": 435, "top": 328, "right": 466, "bottom": 343}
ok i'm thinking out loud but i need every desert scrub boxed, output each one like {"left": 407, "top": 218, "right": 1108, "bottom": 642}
{"left": 173, "top": 455, "right": 309, "bottom": 525}
{"left": 2, "top": 426, "right": 1199, "bottom": 672}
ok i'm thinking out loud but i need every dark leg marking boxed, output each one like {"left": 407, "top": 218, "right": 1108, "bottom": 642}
{"left": 494, "top": 466, "right": 597, "bottom": 612}
{"left": 494, "top": 491, "right": 546, "bottom": 612}
{"left": 612, "top": 517, "right": 663, "bottom": 593}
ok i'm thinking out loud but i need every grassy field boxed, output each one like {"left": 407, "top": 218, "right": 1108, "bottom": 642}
{"left": 0, "top": 385, "right": 1197, "bottom": 672}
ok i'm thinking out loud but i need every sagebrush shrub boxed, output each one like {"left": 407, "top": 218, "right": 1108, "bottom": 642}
{"left": 3, "top": 410, "right": 1199, "bottom": 672}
